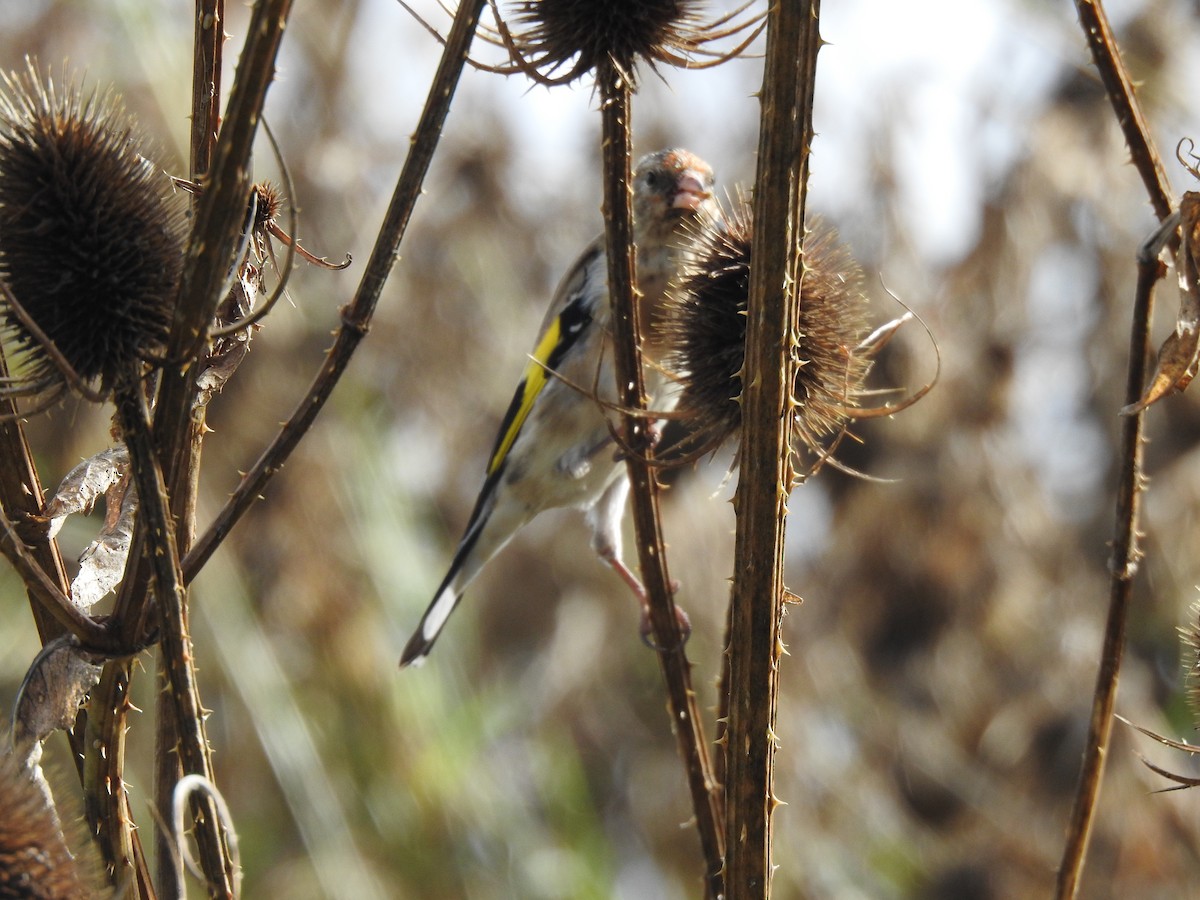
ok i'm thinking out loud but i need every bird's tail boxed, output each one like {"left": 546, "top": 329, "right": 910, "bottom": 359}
{"left": 399, "top": 569, "right": 464, "bottom": 667}
{"left": 399, "top": 485, "right": 524, "bottom": 668}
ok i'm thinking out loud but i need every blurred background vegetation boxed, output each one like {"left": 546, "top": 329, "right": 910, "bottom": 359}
{"left": 5, "top": 0, "right": 1200, "bottom": 897}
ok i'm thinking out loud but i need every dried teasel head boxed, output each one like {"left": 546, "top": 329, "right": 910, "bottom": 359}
{"left": 0, "top": 62, "right": 187, "bottom": 405}
{"left": 0, "top": 749, "right": 106, "bottom": 899}
{"left": 1181, "top": 598, "right": 1200, "bottom": 728}
{"left": 663, "top": 193, "right": 874, "bottom": 466}
{"left": 472, "top": 0, "right": 764, "bottom": 86}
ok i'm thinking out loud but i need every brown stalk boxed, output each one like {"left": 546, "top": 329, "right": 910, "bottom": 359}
{"left": 103, "top": 0, "right": 290, "bottom": 644}
{"left": 1073, "top": 1, "right": 1172, "bottom": 222}
{"left": 0, "top": 505, "right": 107, "bottom": 649}
{"left": 0, "top": 359, "right": 69, "bottom": 642}
{"left": 153, "top": 2, "right": 283, "bottom": 891}
{"left": 1056, "top": 1, "right": 1174, "bottom": 896}
{"left": 725, "top": 1, "right": 820, "bottom": 896}
{"left": 182, "top": 0, "right": 486, "bottom": 583}
{"left": 153, "top": 0, "right": 292, "bottom": 510}
{"left": 0, "top": 342, "right": 103, "bottom": 816}
{"left": 86, "top": 2, "right": 291, "bottom": 893}
{"left": 83, "top": 661, "right": 154, "bottom": 896}
{"left": 1055, "top": 253, "right": 1158, "bottom": 899}
{"left": 154, "top": 4, "right": 226, "bottom": 895}
{"left": 114, "top": 380, "right": 234, "bottom": 898}
{"left": 190, "top": 0, "right": 224, "bottom": 183}
{"left": 595, "top": 63, "right": 725, "bottom": 898}
{"left": 0, "top": 342, "right": 121, "bottom": 652}
{"left": 0, "top": 347, "right": 140, "bottom": 885}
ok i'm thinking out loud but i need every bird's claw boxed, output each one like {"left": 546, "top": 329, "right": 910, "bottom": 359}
{"left": 639, "top": 596, "right": 691, "bottom": 652}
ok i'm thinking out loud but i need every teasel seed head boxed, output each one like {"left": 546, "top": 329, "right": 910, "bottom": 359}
{"left": 663, "top": 194, "right": 873, "bottom": 462}
{"left": 0, "top": 750, "right": 105, "bottom": 899}
{"left": 0, "top": 62, "right": 186, "bottom": 402}
{"left": 1180, "top": 599, "right": 1200, "bottom": 728}
{"left": 499, "top": 0, "right": 762, "bottom": 86}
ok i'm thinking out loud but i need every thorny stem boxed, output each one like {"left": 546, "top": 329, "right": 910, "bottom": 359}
{"left": 1055, "top": 264, "right": 1156, "bottom": 900}
{"left": 84, "top": 660, "right": 154, "bottom": 896}
{"left": 191, "top": 0, "right": 224, "bottom": 183}
{"left": 596, "top": 64, "right": 725, "bottom": 899}
{"left": 154, "top": 4, "right": 226, "bottom": 896}
{"left": 1073, "top": 0, "right": 1173, "bottom": 224}
{"left": 1056, "top": 2, "right": 1175, "bottom": 897}
{"left": 87, "top": 5, "right": 281, "bottom": 897}
{"left": 0, "top": 346, "right": 96, "bottom": 787}
{"left": 108, "top": 0, "right": 291, "bottom": 644}
{"left": 726, "top": 1, "right": 821, "bottom": 896}
{"left": 115, "top": 381, "right": 233, "bottom": 898}
{"left": 0, "top": 507, "right": 110, "bottom": 650}
{"left": 154, "top": 0, "right": 292, "bottom": 507}
{"left": 0, "top": 345, "right": 119, "bottom": 653}
{"left": 182, "top": 0, "right": 486, "bottom": 583}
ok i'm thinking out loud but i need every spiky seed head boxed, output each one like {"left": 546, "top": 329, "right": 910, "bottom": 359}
{"left": 251, "top": 181, "right": 283, "bottom": 233}
{"left": 663, "top": 194, "right": 873, "bottom": 459}
{"left": 512, "top": 0, "right": 708, "bottom": 84}
{"left": 1181, "top": 599, "right": 1200, "bottom": 728}
{"left": 0, "top": 750, "right": 104, "bottom": 898}
{"left": 0, "top": 63, "right": 186, "bottom": 399}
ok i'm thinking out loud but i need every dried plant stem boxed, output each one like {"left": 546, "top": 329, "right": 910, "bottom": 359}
{"left": 87, "top": 5, "right": 282, "bottom": 896}
{"left": 1055, "top": 262, "right": 1156, "bottom": 900}
{"left": 153, "top": 0, "right": 292, "bottom": 499}
{"left": 182, "top": 0, "right": 486, "bottom": 583}
{"left": 1056, "top": 2, "right": 1173, "bottom": 896}
{"left": 1072, "top": 0, "right": 1173, "bottom": 221}
{"left": 190, "top": 0, "right": 224, "bottom": 182}
{"left": 107, "top": 0, "right": 291, "bottom": 643}
{"left": 0, "top": 506, "right": 108, "bottom": 649}
{"left": 84, "top": 660, "right": 154, "bottom": 895}
{"left": 114, "top": 381, "right": 233, "bottom": 898}
{"left": 596, "top": 64, "right": 725, "bottom": 898}
{"left": 0, "top": 347, "right": 96, "bottom": 798}
{"left": 0, "top": 354, "right": 76, "bottom": 645}
{"left": 156, "top": 6, "right": 226, "bottom": 894}
{"left": 714, "top": 604, "right": 731, "bottom": 803}
{"left": 726, "top": 2, "right": 821, "bottom": 896}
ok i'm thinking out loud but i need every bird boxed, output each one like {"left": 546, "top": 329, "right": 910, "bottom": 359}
{"left": 400, "top": 148, "right": 718, "bottom": 667}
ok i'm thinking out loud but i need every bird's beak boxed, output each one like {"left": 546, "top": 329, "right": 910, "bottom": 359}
{"left": 672, "top": 170, "right": 712, "bottom": 211}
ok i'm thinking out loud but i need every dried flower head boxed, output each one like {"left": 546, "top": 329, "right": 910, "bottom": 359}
{"left": 663, "top": 194, "right": 873, "bottom": 462}
{"left": 1181, "top": 599, "right": 1200, "bottom": 728}
{"left": 482, "top": 0, "right": 763, "bottom": 86}
{"left": 0, "top": 63, "right": 187, "bottom": 403}
{"left": 0, "top": 750, "right": 103, "bottom": 899}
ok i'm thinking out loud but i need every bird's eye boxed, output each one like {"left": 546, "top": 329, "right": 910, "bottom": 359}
{"left": 643, "top": 170, "right": 665, "bottom": 189}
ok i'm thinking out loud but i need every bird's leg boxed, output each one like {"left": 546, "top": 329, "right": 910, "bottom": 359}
{"left": 600, "top": 551, "right": 691, "bottom": 648}
{"left": 588, "top": 476, "right": 690, "bottom": 649}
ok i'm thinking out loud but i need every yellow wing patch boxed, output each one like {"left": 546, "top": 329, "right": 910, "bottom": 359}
{"left": 487, "top": 317, "right": 562, "bottom": 475}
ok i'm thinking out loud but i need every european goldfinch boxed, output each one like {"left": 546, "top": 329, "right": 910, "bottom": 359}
{"left": 400, "top": 148, "right": 717, "bottom": 667}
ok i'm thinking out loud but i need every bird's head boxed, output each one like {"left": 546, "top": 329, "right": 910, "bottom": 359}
{"left": 632, "top": 148, "right": 717, "bottom": 240}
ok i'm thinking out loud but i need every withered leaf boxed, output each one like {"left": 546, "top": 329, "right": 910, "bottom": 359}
{"left": 11, "top": 634, "right": 101, "bottom": 768}
{"left": 195, "top": 260, "right": 262, "bottom": 412}
{"left": 72, "top": 472, "right": 136, "bottom": 611}
{"left": 1124, "top": 192, "right": 1200, "bottom": 415}
{"left": 42, "top": 445, "right": 138, "bottom": 610}
{"left": 42, "top": 445, "right": 129, "bottom": 539}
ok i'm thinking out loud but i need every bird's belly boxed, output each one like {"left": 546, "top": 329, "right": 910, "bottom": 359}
{"left": 502, "top": 391, "right": 621, "bottom": 514}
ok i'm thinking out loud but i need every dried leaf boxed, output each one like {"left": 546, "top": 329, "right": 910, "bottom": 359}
{"left": 72, "top": 472, "right": 136, "bottom": 611}
{"left": 195, "top": 261, "right": 261, "bottom": 412}
{"left": 42, "top": 445, "right": 129, "bottom": 539}
{"left": 1124, "top": 192, "right": 1200, "bottom": 414}
{"left": 10, "top": 634, "right": 101, "bottom": 768}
